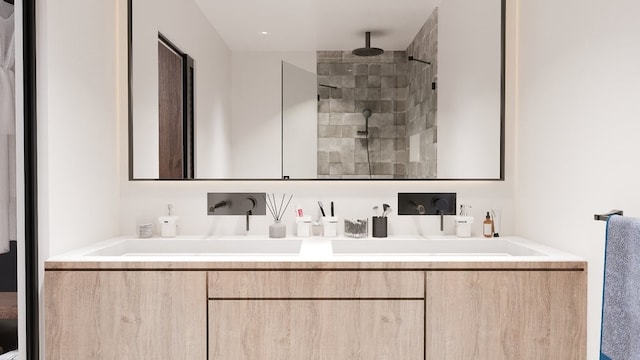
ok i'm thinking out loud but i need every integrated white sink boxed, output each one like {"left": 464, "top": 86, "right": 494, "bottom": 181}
{"left": 331, "top": 239, "right": 548, "bottom": 256}
{"left": 84, "top": 239, "right": 303, "bottom": 256}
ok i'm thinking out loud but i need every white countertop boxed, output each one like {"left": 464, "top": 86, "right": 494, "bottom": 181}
{"left": 46, "top": 235, "right": 585, "bottom": 266}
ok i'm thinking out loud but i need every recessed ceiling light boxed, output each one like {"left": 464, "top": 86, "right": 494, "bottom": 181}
{"left": 259, "top": 31, "right": 270, "bottom": 36}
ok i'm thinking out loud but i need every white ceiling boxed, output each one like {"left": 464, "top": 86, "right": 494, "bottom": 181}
{"left": 194, "top": 0, "right": 441, "bottom": 52}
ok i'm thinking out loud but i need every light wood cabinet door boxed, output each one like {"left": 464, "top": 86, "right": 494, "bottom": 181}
{"left": 45, "top": 271, "right": 207, "bottom": 360}
{"left": 208, "top": 270, "right": 424, "bottom": 298}
{"left": 425, "top": 270, "right": 586, "bottom": 360}
{"left": 209, "top": 299, "right": 424, "bottom": 360}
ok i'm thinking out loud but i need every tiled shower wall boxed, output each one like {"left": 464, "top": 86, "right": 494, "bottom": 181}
{"left": 317, "top": 51, "right": 409, "bottom": 179}
{"left": 316, "top": 9, "right": 438, "bottom": 179}
{"left": 406, "top": 8, "right": 438, "bottom": 178}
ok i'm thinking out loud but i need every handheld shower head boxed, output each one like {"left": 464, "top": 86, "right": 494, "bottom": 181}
{"left": 357, "top": 108, "right": 373, "bottom": 136}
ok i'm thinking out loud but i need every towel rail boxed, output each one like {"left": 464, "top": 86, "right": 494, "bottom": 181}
{"left": 594, "top": 210, "right": 624, "bottom": 221}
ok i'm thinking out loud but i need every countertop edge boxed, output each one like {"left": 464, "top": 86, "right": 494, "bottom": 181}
{"left": 44, "top": 260, "right": 588, "bottom": 271}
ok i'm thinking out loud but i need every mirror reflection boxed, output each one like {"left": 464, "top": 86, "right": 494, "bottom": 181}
{"left": 130, "top": 0, "right": 504, "bottom": 180}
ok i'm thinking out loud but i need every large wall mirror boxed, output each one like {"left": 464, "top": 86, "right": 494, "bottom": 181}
{"left": 129, "top": 0, "right": 505, "bottom": 180}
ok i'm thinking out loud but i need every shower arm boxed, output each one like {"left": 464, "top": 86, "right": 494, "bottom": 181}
{"left": 408, "top": 56, "right": 431, "bottom": 65}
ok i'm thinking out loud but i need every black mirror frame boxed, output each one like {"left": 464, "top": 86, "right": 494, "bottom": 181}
{"left": 127, "top": 0, "right": 505, "bottom": 181}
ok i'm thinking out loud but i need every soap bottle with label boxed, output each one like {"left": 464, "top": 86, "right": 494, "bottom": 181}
{"left": 483, "top": 211, "right": 494, "bottom": 238}
{"left": 159, "top": 204, "right": 179, "bottom": 238}
{"left": 454, "top": 204, "right": 474, "bottom": 237}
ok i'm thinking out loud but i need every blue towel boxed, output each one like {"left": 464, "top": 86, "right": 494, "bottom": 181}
{"left": 601, "top": 215, "right": 640, "bottom": 360}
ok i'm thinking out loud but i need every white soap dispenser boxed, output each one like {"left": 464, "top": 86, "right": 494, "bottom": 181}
{"left": 454, "top": 205, "right": 474, "bottom": 238}
{"left": 159, "top": 204, "right": 179, "bottom": 238}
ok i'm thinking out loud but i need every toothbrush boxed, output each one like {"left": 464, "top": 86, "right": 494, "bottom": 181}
{"left": 382, "top": 204, "right": 392, "bottom": 217}
{"left": 318, "top": 201, "right": 326, "bottom": 217}
{"left": 373, "top": 206, "right": 381, "bottom": 217}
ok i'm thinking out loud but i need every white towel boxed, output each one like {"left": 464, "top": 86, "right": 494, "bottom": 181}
{"left": 0, "top": 2, "right": 15, "bottom": 255}
{"left": 0, "top": 350, "right": 18, "bottom": 360}
{"left": 0, "top": 4, "right": 15, "bottom": 136}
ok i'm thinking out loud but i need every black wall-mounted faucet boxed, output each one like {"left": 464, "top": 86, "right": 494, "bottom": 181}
{"left": 398, "top": 193, "right": 457, "bottom": 231}
{"left": 207, "top": 193, "right": 266, "bottom": 232}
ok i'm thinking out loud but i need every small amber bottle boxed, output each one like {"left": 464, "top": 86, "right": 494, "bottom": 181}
{"left": 483, "top": 211, "right": 494, "bottom": 238}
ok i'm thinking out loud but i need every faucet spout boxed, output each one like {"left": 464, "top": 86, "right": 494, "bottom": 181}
{"left": 244, "top": 197, "right": 257, "bottom": 232}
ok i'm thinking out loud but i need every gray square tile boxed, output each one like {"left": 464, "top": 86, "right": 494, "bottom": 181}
{"left": 343, "top": 113, "right": 362, "bottom": 125}
{"left": 329, "top": 113, "right": 344, "bottom": 125}
{"left": 330, "top": 88, "right": 343, "bottom": 99}
{"left": 369, "top": 64, "right": 382, "bottom": 75}
{"left": 368, "top": 76, "right": 381, "bottom": 88}
{"left": 381, "top": 88, "right": 394, "bottom": 100}
{"left": 318, "top": 160, "right": 330, "bottom": 175}
{"left": 380, "top": 100, "right": 393, "bottom": 113}
{"left": 341, "top": 75, "right": 356, "bottom": 88}
{"left": 396, "top": 75, "right": 408, "bottom": 88}
{"left": 355, "top": 88, "right": 368, "bottom": 101}
{"left": 330, "top": 99, "right": 355, "bottom": 113}
{"left": 318, "top": 87, "right": 330, "bottom": 100}
{"left": 355, "top": 64, "right": 369, "bottom": 75}
{"left": 317, "top": 63, "right": 331, "bottom": 75}
{"left": 355, "top": 162, "right": 370, "bottom": 175}
{"left": 381, "top": 76, "right": 396, "bottom": 88}
{"left": 318, "top": 113, "right": 329, "bottom": 125}
{"left": 355, "top": 75, "right": 368, "bottom": 88}
{"left": 381, "top": 64, "right": 395, "bottom": 76}
{"left": 318, "top": 100, "right": 330, "bottom": 113}
{"left": 394, "top": 163, "right": 407, "bottom": 176}
{"left": 367, "top": 88, "right": 381, "bottom": 100}
{"left": 393, "top": 51, "right": 407, "bottom": 63}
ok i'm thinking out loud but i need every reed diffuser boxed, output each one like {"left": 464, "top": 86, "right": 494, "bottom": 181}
{"left": 265, "top": 193, "right": 293, "bottom": 238}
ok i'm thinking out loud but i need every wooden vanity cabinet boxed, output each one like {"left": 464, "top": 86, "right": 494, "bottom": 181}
{"left": 425, "top": 270, "right": 587, "bottom": 360}
{"left": 45, "top": 271, "right": 207, "bottom": 360}
{"left": 44, "top": 265, "right": 586, "bottom": 360}
{"left": 207, "top": 271, "right": 425, "bottom": 360}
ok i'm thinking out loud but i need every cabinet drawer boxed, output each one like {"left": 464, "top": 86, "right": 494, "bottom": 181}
{"left": 209, "top": 299, "right": 424, "bottom": 360}
{"left": 208, "top": 271, "right": 424, "bottom": 298}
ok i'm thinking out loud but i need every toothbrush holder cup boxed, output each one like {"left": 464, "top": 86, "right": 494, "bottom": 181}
{"left": 322, "top": 217, "right": 339, "bottom": 237}
{"left": 372, "top": 216, "right": 388, "bottom": 238}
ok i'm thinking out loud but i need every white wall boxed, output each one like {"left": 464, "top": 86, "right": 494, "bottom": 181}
{"left": 132, "top": 0, "right": 232, "bottom": 179}
{"left": 38, "top": 0, "right": 123, "bottom": 356}
{"left": 438, "top": 0, "right": 502, "bottom": 178}
{"left": 230, "top": 52, "right": 315, "bottom": 178}
{"left": 118, "top": 180, "right": 515, "bottom": 239}
{"left": 38, "top": 1, "right": 121, "bottom": 257}
{"left": 514, "top": 0, "right": 640, "bottom": 358}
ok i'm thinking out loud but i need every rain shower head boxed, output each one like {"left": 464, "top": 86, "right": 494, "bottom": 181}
{"left": 352, "top": 32, "right": 384, "bottom": 57}
{"left": 362, "top": 108, "right": 372, "bottom": 119}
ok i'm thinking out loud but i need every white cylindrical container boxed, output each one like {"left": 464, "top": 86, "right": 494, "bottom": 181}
{"left": 159, "top": 216, "right": 178, "bottom": 237}
{"left": 296, "top": 216, "right": 312, "bottom": 237}
{"left": 454, "top": 216, "right": 474, "bottom": 238}
{"left": 322, "top": 217, "right": 339, "bottom": 237}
